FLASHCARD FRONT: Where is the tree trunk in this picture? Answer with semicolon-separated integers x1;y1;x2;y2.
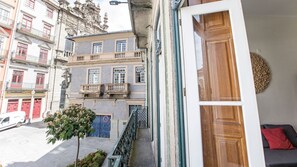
75;136;80;167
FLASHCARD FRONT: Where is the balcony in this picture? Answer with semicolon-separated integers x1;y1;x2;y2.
7;82;48;92
68;51;144;64
108;108;155;167
105;83;129;98
11;53;51;67
16;23;55;43
80;84;103;95
0;49;8;61
0;16;14;29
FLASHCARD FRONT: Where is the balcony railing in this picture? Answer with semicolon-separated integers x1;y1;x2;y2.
108;109;138;167
68;51;144;63
80;84;102;94
16;23;55;43
11;53;51;67
0;16;14;29
105;83;129;97
0;49;8;60
7;82;48;91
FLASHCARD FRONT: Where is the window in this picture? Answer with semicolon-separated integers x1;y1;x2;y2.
0;8;9;24
43;23;51;38
116;40;127;52
16;43;28;58
92;42;103;54
26;0;35;9
21;15;32;31
12;70;24;84
39;49;48;64
135;66;145;83
46;7;53;18
36;73;45;85
64;36;74;57
113;67;126;83
88;69;100;84
0;35;5;50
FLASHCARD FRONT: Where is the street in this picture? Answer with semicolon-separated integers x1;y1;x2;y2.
0;123;115;167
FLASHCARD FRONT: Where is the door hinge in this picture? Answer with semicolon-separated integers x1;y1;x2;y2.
183;87;186;96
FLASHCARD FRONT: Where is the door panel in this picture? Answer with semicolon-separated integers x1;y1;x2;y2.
89;115;111;138
21;99;31;119
33;98;41;118
7;99;18;112
181;0;265;166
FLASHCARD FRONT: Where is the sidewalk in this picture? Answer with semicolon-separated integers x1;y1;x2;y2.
129;129;155;167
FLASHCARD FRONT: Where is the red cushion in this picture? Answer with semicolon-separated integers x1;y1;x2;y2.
261;128;295;150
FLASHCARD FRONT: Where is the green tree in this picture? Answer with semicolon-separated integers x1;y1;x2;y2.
44;104;96;167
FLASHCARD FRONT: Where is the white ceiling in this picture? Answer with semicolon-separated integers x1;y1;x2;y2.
242;0;297;16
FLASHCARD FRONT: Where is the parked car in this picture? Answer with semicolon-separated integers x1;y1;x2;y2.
0;111;26;131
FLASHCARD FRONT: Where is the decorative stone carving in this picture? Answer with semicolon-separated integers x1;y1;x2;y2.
250;52;271;94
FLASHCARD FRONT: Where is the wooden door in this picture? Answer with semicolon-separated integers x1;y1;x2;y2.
181;0;265;166
33;98;41;118
7;99;18;112
21;99;31;119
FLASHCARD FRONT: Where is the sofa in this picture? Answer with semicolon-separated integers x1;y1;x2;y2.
261;124;297;167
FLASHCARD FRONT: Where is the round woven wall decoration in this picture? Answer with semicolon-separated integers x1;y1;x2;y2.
250;52;271;94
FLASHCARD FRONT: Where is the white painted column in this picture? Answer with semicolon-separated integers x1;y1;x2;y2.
29;90;35;122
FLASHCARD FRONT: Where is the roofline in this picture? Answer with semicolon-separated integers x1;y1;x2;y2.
71;30;133;39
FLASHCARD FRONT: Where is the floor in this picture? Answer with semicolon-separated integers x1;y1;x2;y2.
0;122;115;167
129;128;155;167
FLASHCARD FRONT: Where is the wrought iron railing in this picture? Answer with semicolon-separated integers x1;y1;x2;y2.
7;82;48;90
16;23;55;43
0;15;14;28
108;109;138;167
11;53;51;66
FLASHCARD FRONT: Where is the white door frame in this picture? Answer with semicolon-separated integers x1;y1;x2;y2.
180;0;265;166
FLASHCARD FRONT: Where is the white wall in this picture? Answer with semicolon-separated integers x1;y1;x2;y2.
245;15;297;129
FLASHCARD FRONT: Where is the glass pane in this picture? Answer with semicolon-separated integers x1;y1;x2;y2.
193;11;241;101
200;106;248;167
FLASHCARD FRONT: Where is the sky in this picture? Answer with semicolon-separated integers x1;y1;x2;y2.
68;0;131;32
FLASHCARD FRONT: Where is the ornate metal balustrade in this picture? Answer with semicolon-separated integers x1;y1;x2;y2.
105;83;129;97
80;84;102;94
7;82;48;91
11;53;51;67
108;109;138;167
16;23;55;43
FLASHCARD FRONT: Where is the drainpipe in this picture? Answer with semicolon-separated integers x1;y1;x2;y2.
171;0;186;166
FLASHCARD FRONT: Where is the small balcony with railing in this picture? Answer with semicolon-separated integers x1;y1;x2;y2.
11;52;51;67
16;23;55;43
108;107;155;167
105;83;130;98
68;51;144;64
7;82;48;92
0;49;8;61
80;84;103;95
0;15;14;29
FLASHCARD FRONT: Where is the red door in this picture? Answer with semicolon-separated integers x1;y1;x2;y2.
21;99;31;119
33;98;41;118
7;99;19;112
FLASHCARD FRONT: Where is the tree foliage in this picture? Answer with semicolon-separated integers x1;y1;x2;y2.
44;104;96;144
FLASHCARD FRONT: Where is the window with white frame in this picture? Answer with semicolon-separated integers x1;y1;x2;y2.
113;67;126;83
92;42;103;54
46;7;53;18
26;0;35;9
43;23;51;38
116;40;127;52
64;36;74;57
135;66;145;83
88;69;100;84
0;7;9;24
21;14;33;31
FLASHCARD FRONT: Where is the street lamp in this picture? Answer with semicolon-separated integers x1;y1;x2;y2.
109;0;128;5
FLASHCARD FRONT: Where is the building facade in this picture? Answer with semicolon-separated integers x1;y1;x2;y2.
0;0;59;122
47;0;108;113
67;31;145;139
0;0;20;113
129;0;265;166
